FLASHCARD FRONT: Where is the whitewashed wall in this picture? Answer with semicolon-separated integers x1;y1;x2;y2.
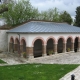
27;33;80;47
8;33;80;47
0;30;9;51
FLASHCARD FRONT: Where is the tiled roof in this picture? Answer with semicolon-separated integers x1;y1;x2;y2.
7;21;80;33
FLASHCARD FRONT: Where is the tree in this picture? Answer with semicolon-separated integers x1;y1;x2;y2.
75;6;80;27
0;0;10;14
0;7;8;13
1;0;36;26
0;0;13;3
40;8;60;22
59;11;72;24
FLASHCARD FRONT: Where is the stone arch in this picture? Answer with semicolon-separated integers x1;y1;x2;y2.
9;36;14;52
74;37;79;52
15;37;19;44
46;36;56;44
74;36;79;42
66;37;72;52
20;38;26;52
10;36;14;43
57;37;65;53
20;37;26;45
66;36;73;43
57;36;65;44
14;38;19;52
46;37;56;55
32;37;45;47
33;39;43;58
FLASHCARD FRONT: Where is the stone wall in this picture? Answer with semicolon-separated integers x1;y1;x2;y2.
0;30;9;52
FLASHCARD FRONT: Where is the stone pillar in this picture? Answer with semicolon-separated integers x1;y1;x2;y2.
14;44;17;53
63;43;66;53
54;44;57;54
20;45;23;53
78;42;80;52
71;42;74;52
9;42;14;52
20;45;23;57
26;47;34;59
9;42;12;52
42;44;47;56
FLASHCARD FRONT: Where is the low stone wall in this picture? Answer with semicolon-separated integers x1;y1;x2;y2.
0;29;9;52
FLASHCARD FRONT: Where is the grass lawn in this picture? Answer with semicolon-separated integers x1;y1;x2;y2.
0;64;79;80
0;59;6;64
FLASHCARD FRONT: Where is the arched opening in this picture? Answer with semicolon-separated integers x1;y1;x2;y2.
33;39;42;58
15;38;19;52
74;37;78;52
21;39;26;52
57;38;64;53
66;38;72;52
10;38;14;52
46;39;54;55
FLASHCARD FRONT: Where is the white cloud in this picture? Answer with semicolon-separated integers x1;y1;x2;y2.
30;0;80;17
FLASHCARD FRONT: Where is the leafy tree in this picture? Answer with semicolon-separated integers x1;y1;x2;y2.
75;6;80;27
40;8;60;22
1;0;36;26
30;8;39;20
0;0;11;14
59;11;72;24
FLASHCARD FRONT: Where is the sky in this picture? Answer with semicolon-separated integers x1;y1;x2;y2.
30;0;80;19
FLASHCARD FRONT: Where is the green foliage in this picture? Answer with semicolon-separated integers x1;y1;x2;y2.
0;64;78;80
22;52;27;58
40;8;60;22
0;1;72;27
39;8;72;24
48;50;54;55
75;6;80;27
59;11;73;24
1;0;38;26
67;48;70;52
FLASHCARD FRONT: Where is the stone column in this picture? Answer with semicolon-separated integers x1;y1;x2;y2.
42;44;47;56
9;42;14;52
63;43;66;53
17;44;23;57
9;42;12;52
20;45;23;53
71;42;74;52
78;42;80;52
26;47;34;59
14;44;17;53
54;44;57;54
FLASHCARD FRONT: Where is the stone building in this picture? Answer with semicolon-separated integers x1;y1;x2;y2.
7;21;80;59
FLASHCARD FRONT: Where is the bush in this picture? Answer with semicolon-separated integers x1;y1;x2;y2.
23;52;26;58
48;50;54;55
67;48;70;52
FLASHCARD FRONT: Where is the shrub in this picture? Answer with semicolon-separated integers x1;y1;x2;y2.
67;48;70;52
23;52;26;58
48;50;54;55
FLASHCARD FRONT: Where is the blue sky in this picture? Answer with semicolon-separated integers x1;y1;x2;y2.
30;0;80;19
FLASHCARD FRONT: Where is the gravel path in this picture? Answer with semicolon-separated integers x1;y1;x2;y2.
27;52;80;64
0;52;80;65
0;52;80;80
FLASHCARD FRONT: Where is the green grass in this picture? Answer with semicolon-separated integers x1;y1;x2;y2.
0;64;79;80
0;59;6;63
